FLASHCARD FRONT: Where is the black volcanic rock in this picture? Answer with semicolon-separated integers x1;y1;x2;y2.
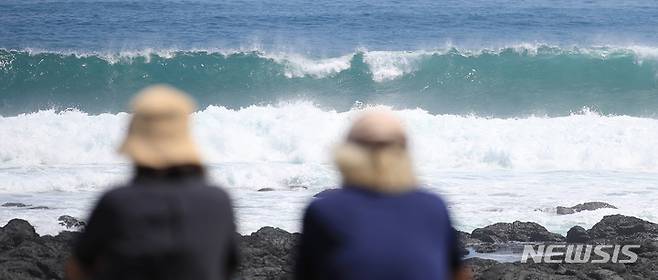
471;221;565;243
0;219;77;280
586;214;658;257
2;202;29;208
0;219;39;249
474;243;498;253
556;202;617;215
57;215;86;230
588;214;658;241
0;216;656;280
566;226;590;243
466;216;658;280
455;230;473;256
464;257;499;276
472;262;572;280
237;227;299;280
1;203;51;209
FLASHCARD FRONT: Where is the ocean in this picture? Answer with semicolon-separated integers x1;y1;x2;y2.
1;0;658;236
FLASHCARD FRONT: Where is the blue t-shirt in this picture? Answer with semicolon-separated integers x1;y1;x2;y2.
296;187;461;280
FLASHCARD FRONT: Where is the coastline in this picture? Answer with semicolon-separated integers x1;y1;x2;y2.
1;214;656;280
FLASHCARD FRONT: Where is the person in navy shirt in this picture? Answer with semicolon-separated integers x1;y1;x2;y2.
66;86;238;280
296;110;470;280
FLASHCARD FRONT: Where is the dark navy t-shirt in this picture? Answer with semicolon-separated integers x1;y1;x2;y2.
296;187;461;280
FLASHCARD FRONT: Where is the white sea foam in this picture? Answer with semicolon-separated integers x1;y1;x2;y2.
2;169;657;236
1;103;658;235
2;103;658;193
268;53;353;78
362;51;430;81
2;103;658;171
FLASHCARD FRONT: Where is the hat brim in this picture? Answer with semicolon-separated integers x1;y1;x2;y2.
119;134;202;169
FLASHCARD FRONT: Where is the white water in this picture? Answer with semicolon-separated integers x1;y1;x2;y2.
1;103;657;235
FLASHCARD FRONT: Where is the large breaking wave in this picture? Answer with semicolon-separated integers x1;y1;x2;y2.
2;45;658;116
2;103;658;172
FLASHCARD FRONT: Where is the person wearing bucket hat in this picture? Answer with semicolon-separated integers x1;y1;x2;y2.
295;110;471;280
66;85;238;280
118;85;203;168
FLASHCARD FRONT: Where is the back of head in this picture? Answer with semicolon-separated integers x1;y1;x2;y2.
335;109;417;193
119;85;202;169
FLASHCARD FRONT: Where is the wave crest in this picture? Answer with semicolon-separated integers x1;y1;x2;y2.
1;45;658;116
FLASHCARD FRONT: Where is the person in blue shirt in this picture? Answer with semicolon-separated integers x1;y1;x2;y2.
296;110;470;280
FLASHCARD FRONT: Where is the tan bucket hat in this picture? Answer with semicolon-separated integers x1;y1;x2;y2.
335;109;417;193
119;85;202;169
346;109;407;146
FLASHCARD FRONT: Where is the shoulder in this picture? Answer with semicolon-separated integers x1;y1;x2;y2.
308;187;448;211
85;185;140;216
409;189;448;206
407;190;455;228
96;185;132;205
409;189;450;213
196;183;232;201
308;188;359;208
185;183;234;213
304;188;354;219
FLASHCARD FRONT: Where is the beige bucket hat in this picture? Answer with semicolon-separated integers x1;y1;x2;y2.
346;109;407;146
119;85;202;169
335;109;417;193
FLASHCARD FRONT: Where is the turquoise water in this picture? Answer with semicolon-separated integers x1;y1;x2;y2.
2;0;658;116
1;47;658;116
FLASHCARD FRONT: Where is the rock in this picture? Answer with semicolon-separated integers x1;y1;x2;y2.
474;262;576;280
587;269;624;280
312;188;340;198
237;227;299;280
457;230;481;246
0;219;39;249
57;215;86;230
474;243;498;253
471;221;565;243
588;214;658;241
288;185;308;190
455;230;476;256
556;206;576;215
2;202;29;207
0;219;76;280
573;202;617;212
0;216;656;280
257;188;276;192
464;257;500;277
469;216;658;280
566;226;590;243
556;202;617;215
1;203;51;210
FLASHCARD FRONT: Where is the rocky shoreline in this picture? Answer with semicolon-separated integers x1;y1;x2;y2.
460;214;658;279
0;214;656;280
